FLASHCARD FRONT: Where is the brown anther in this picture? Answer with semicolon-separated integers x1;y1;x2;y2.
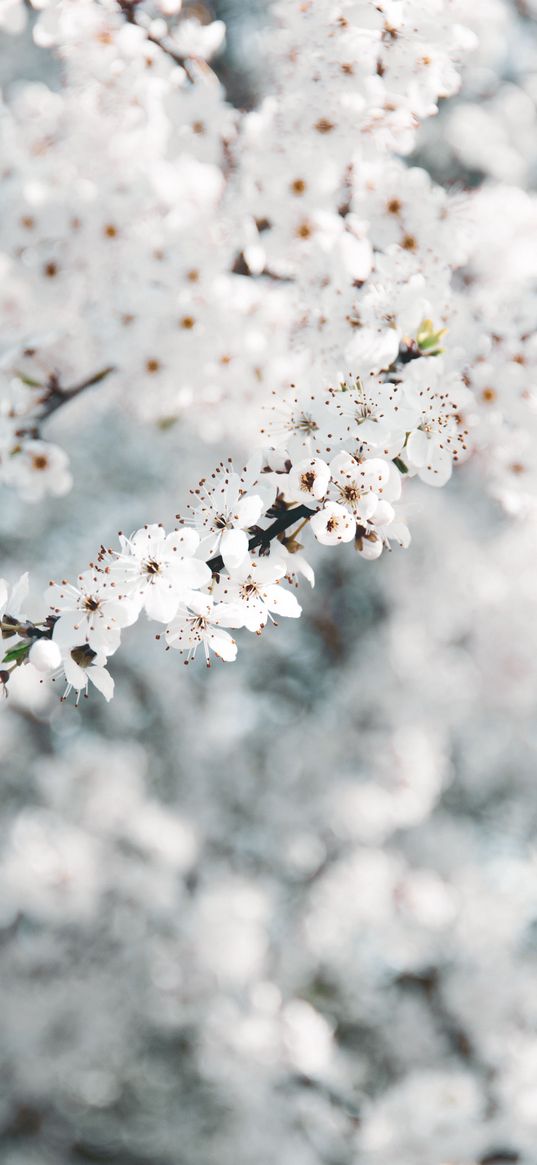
296;221;313;239
32;454;49;471
315;118;335;134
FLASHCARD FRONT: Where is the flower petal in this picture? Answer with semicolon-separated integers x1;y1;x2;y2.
89;666;115;701
221;528;249;571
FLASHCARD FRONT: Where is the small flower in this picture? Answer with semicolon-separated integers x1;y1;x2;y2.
46;570;137;654
310;502;356;546
186;467;268;571
329;452;395;521
108;525;211;623
286;457;330;506
217;557;302;633
165;594;243;665
6;440;72;502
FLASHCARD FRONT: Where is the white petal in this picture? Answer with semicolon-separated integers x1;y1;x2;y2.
9;572;29;615
357;493;378;521
406;429;429;468
389;522;411;548
53;611;86;646
372;500;395;528
207;628;238;662
130;525;166;556
174;558;212;590
89;666;115;701
144;583;181;623
185;594;213;618
221;528;249;571
263;584;302;619
212;601;245;628
418;459;452;487
234;494;264;529
166;528;200;556
87;623;121;655
242;597;267;632
63;655;87;690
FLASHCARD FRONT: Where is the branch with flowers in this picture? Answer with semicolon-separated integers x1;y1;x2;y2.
1;332;472;702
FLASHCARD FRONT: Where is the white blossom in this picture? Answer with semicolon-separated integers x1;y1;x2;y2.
186;467;270;571
216;557;301;633
285;457;330;507
165;594;242;665
46;571;137;654
108;526;211;623
310;502;356;547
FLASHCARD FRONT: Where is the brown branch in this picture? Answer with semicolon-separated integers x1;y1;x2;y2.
207;503;315;575
36;366;116;422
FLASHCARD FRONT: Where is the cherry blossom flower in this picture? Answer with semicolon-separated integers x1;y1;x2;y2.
46;571;137;654
108;526;211;623
186;468;269;571
310;502;356;547
285;457;330;507
165;594;242;665
401;360;472;487
216;557;301;633
4;440;72;503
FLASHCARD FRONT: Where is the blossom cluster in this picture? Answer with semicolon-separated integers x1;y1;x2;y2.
6;0;537;702
0;0;487;701
2;332;476;701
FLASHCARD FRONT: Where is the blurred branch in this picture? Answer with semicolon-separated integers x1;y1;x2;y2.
115;1;217;84
35;366;116;423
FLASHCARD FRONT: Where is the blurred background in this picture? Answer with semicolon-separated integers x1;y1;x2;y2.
2;3;537;1165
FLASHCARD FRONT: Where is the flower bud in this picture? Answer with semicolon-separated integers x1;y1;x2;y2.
29;639;62;674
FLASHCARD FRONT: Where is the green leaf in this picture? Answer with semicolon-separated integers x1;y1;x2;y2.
2;642;30;664
16;373;44;388
416;318;447;356
393;456;408;475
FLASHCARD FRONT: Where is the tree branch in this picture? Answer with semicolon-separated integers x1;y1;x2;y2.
35;366;116;423
1;506;316;686
207;503;315;575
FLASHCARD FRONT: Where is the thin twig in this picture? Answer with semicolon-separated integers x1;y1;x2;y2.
37;366;116;422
